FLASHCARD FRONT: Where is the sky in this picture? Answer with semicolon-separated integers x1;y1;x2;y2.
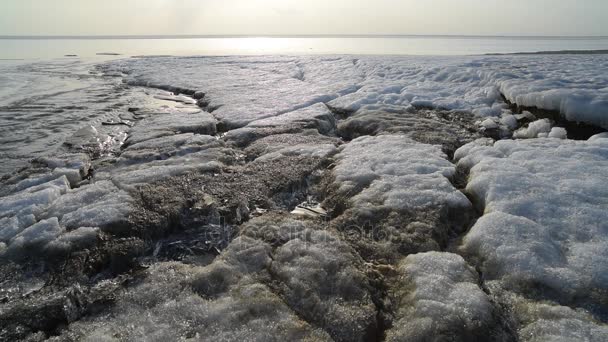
0;0;606;37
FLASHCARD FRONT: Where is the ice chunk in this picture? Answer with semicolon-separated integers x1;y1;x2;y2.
481;118;499;130
45;227;99;254
6;217;64;256
499;114;518;130
513;119;552;139
0;176;70;219
100;150;227;186
42;180;133;232
0;214;36;242
386;252;500;341
548;127;568;139
336;108;480;154
588;132;608;141
517;300;608;342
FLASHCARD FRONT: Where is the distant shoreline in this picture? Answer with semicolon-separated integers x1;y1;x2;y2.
486;49;608;55
1;34;608;40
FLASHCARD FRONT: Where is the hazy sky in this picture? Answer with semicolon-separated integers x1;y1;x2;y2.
1;0;606;36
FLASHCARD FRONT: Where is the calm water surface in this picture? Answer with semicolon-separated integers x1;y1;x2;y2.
1;36;608;59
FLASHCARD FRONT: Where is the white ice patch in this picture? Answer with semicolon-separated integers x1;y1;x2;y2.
108;55;608;129
548;126;568;139
57;255;332;340
245;102;337;135
113;56;363;129
513;119;553;139
457;138;608;329
45;227;99;254
254;143;338;163
125;111;217;146
387;252;495;341
332;135;471;212
5;217;64;256
41;180;133;231
0;176;70;219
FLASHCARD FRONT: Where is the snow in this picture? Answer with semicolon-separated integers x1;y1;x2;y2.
387;252;497;341
113;56;363;129
55;261;332;341
548;126;568;139
588;132;608;141
332;135;470;213
327;134;473;260
107;55;608;129
517;300;608;342
513;119;553;139
480;118;499;130
455;137;608;332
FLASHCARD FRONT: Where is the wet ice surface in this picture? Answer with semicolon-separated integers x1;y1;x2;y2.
1;55;607;341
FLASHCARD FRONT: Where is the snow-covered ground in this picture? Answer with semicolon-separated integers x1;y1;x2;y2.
1;54;607;341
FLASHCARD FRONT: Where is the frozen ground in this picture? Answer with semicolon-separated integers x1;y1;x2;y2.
0;55;607;341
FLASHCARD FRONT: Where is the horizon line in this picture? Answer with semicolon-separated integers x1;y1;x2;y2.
1;34;608;40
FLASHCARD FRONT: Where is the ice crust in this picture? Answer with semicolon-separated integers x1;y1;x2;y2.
109;55;608;129
455;137;608;338
386;252;498;341
56;216;377;341
0;153;133;259
3;54;608;341
326;134;473;261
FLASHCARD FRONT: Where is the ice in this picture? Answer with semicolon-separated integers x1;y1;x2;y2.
111;56;364;129
455;138;608;328
56;258;332;341
99;129;233;186
513;119;553;139
332;135;469;212
588;132;608;141
0;214;36;242
119;133;223;165
335;108;480;154
125;110;217;146
245;103;337;135
327;134;473;260
106;55;608;130
0;176;70;219
45;227;99;254
499;113;518;129
268;226;376;340
4;217;64;257
517;300;608;342
254;143;338;163
386;252;500;341
99;150;229;186
41;180;133;232
548;126;568;139
481;118;499;130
